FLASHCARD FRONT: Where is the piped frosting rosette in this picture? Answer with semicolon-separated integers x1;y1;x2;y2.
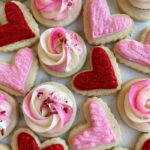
118;79;150;132
22;82;77;137
0;91;18;140
38;27;87;77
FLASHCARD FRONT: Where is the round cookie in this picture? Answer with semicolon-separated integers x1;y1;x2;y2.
0;90;18;140
129;0;150;9
31;0;82;27
0;144;10;150
38;27;87;78
112;147;129;150
22;82;77;137
117;78;150;132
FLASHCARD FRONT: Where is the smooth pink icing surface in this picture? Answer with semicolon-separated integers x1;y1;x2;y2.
88;0;132;39
71;100;116;149
34;0;79;20
128;80;150;118
115;40;150;66
0;93;12;136
0;48;33;94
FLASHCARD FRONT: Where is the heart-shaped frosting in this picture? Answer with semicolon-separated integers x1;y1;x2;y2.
0;2;35;47
0;48;38;96
72;47;120;95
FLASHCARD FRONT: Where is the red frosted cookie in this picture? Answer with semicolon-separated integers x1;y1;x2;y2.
72;46;121;96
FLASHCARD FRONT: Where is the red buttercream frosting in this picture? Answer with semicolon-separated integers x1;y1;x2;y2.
73;47;118;90
0;2;35;47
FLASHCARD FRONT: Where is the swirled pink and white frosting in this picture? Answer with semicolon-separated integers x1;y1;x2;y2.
38;27;83;72
124;80;150;124
33;0;79;20
0;93;12;137
22;84;74;136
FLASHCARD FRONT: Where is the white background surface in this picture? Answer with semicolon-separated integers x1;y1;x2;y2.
0;0;150;149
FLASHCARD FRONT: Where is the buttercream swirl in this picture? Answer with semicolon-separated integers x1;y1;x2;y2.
22;84;74;136
34;0;79;20
38;27;83;72
124;80;150;124
0;93;12;137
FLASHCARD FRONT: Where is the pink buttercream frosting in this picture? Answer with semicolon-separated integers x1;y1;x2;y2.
0;48;33;94
115;40;150;67
38;27;83;72
128;80;150;119
0;93;12;137
88;0;132;39
71;100;116;149
34;0;79;20
22;84;73;135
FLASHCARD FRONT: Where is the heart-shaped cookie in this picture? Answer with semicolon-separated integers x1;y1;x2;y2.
68;97;121;150
83;0;133;45
114;27;150;74
0;1;39;52
72;46;121;96
0;48;38;96
11;128;68;150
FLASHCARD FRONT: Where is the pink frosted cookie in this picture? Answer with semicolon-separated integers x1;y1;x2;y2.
0;48;38;96
118;79;150;132
0;1;39;52
11;128;68;150
83;0;134;45
31;0;82;27
135;132;150;150
114;27;150;74
22;82;77;137
68;97;121;150
0;90;18;140
38;27;87;78
117;0;150;21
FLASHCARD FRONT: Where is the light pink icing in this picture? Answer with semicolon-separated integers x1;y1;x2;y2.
71;100;116;149
115;39;150;67
0;93;12;136
34;0;79;20
88;0;132;39
0;48;33;94
22;85;73;135
128;80;150;118
39;27;83;72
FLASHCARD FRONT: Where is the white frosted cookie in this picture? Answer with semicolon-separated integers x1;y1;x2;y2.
0;1;39;52
72;46;121;96
68;97;121;150
112;147;129;150
117;0;150;21
118;79;150;132
0;48;38;96
0;144;10;150
135;133;150;150
11;128;68;150
31;0;82;27
0;90;18;140
22;82;77;137
83;0;133;45
114;27;150;74
38;27;87;78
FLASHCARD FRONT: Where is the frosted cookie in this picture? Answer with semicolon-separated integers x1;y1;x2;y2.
117;0;150;21
114;27;150;74
11;128;68;150
72;46;121;96
68;97;121;150
83;0;133;45
0;90;18;140
38;27;87;78
31;0;82;27
0;1;39;52
118;79;150;132
112;147;129;150
0;144;10;150
0;48;38;96
22;82;77;137
135;133;150;150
